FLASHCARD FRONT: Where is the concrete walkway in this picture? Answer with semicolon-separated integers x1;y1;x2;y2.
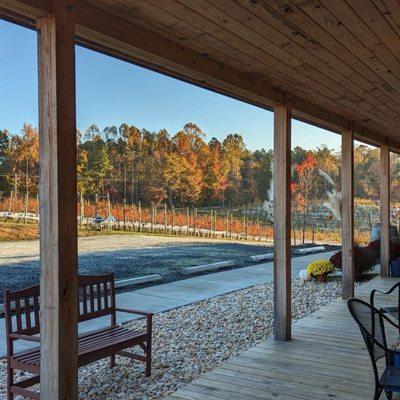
0;251;335;356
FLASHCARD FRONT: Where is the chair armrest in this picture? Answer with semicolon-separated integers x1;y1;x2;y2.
115;307;154;317
9;333;40;342
381;312;400;330
371;283;400;301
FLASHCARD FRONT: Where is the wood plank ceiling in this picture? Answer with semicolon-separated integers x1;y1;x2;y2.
90;0;400;141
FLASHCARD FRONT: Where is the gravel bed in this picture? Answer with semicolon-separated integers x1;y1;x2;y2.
0;278;344;399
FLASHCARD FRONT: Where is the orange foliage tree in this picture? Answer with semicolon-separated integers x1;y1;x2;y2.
291;154;319;242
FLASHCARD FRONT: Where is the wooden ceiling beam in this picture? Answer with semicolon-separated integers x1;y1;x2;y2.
1;0;399;149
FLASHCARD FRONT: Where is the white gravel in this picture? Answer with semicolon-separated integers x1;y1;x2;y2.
0;278;344;399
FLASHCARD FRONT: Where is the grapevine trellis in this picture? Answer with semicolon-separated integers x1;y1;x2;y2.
0;195;393;245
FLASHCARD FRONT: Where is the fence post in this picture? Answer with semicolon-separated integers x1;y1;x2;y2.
107;192;111;230
24;189;29;225
8;190;13;215
293;216;296;246
214;211;217;238
151;203;155;233
312;217;315;244
186;207;190;236
123;198;127;231
171;206;175;235
209;210;213;238
193;208;197;237
79;192;83;227
138;201;142;232
164;203;167;234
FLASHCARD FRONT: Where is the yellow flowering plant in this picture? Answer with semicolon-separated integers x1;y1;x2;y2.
306;259;335;277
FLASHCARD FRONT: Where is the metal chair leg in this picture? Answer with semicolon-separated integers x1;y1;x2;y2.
385;390;393;400
374;387;382;400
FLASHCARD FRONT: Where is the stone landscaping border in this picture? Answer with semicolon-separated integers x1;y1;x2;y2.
249;253;274;262
293;245;326;255
115;274;163;288
181;260;236;275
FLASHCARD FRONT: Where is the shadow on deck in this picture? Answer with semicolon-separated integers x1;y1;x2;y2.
168;276;400;400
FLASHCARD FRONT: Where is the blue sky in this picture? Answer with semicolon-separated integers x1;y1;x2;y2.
0;19;341;151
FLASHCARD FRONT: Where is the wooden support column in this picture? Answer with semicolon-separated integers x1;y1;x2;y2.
380;144;390;277
38;1;78;399
341;129;354;300
273;99;291;341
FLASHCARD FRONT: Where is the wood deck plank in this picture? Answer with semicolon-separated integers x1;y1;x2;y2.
168;276;400;399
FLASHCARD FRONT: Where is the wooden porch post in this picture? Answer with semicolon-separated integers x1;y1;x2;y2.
37;1;78;399
273;98;291;341
380;144;390;277
341;129;354;300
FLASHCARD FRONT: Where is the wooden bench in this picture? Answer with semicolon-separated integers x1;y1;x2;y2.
4;273;153;400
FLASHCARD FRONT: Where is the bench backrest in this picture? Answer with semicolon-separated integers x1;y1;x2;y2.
3;273;116;338
4;284;40;337
78;273;116;322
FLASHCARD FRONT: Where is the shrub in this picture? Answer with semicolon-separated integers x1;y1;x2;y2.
306;259;335;277
364;240;400;260
329;244;377;280
365;240;380;259
329;250;342;270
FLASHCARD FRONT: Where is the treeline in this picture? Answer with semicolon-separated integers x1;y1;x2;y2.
0;122;399;207
0;123;272;207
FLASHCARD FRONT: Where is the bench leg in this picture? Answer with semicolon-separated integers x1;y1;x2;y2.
7;365;14;400
110;354;115;368
146;340;152;377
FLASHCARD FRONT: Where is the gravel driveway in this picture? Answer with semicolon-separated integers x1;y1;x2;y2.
0;235;274;299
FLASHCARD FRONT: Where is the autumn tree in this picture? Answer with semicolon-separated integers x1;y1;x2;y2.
354;144;380;199
203;138;228;205
222;134;245;206
292;154;319;242
252;149;273;202
7;123;39;199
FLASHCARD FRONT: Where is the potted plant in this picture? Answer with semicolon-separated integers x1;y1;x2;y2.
306;259;335;283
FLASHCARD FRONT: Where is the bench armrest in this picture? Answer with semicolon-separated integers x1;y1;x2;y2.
115;307;154;317
10;333;40;342
115;308;153;338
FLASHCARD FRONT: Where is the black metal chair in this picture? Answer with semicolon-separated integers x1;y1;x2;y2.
370;282;400;333
348;298;400;400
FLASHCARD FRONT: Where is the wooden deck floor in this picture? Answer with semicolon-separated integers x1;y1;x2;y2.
168;276;400;400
